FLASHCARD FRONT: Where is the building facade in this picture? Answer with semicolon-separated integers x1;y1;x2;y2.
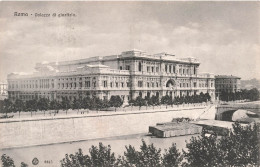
7;50;215;102
0;82;8;100
215;75;241;98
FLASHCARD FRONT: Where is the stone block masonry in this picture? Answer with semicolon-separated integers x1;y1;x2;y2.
0;106;209;149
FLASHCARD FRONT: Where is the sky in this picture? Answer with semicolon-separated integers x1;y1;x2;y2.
0;1;259;82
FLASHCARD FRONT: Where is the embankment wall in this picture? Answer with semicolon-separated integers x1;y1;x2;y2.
0;107;208;149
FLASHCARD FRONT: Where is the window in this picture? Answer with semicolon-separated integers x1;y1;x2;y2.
147;82;150;87
120;66;123;70
169;65;172;73
127;82;130;87
138;62;142;72
121;82;124;87
85;81;90;87
156;82;159;87
126;65;130;70
156;67;159;72
116;82;119;87
110;82;113;87
103;81;107;87
151;67;154;72
152;83;154;87
211;83;213;87
93;82;96;87
147;66;150;72
138;81;143;87
194;66;196;75
173;66;176;73
165;65;168;72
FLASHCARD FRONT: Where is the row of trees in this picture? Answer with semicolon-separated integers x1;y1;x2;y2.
130;92;211;109
0;92;212;116
0;95;124;116
219;88;260;102
2;122;259;167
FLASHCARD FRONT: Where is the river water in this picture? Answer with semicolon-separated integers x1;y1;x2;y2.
0;133;198;167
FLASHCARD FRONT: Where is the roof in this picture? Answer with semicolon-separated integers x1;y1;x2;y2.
215;75;241;79
86;64;109;68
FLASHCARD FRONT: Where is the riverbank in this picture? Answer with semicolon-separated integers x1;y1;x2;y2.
0;105;212;149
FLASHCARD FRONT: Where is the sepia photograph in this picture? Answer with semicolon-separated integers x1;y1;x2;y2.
0;1;259;167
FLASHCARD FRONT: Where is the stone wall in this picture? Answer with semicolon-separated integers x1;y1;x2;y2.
0;107;208;149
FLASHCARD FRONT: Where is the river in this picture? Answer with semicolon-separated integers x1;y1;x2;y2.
0;133;198;167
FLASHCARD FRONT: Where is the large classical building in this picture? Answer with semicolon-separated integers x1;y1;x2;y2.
7;50;215;102
215;75;241;98
0;82;8;100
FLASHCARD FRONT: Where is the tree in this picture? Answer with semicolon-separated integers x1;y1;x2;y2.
1;154;15;167
183;123;260;167
82;97;91;109
183;130;224;167
150;95;160;109
60;143;116;167
2;99;13;117
50;100;60;115
219;122;259;166
162;143;183;167
38;98;49;116
25;99;38;117
204;93;211;102
109;96;123;112
72;98;81;114
102;99;110;110
14;99;24;118
248;88;260;101
61;97;71;115
134;96;146;110
122;139;161;167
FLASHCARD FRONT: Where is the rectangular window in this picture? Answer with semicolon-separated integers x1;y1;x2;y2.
138;81;143;87
127;82;130;87
126;65;130;70
147;82;150;87
156;67;159;72
147;66;150;72
169;65;172;73
110;82;113;87
120;66;123;70
165;65;168;72
151;67;154;72
86;81;90;87
121;82;124;87
173;66;176;73
103;81;107;87
116;82;119;87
